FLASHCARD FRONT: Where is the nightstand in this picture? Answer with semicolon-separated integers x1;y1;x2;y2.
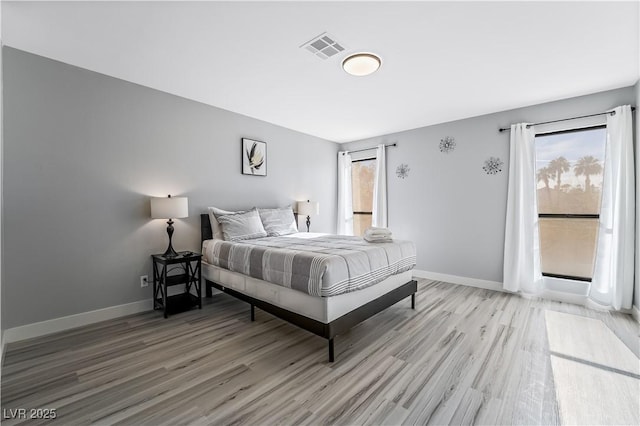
151;252;202;318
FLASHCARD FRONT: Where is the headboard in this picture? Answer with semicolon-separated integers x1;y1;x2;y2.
201;213;213;244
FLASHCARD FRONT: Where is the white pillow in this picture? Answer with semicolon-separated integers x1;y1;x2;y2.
213;208;267;241
207;207;244;240
259;206;298;236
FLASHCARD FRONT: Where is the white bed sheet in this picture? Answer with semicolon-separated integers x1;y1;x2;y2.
202;262;413;324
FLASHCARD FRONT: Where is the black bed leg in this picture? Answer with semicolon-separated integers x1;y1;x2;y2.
250;304;255;321
206;282;213;298
411;293;415;309
328;338;335;362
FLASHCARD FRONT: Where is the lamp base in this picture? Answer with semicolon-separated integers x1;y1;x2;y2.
162;245;179;258
163;219;179;258
306;215;311;232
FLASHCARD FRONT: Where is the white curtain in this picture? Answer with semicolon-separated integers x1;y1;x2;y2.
590;105;635;310
503;123;542;294
337;151;353;235
372;144;388;227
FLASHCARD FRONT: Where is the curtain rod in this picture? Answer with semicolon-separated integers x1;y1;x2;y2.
498;106;636;132
346;143;397;154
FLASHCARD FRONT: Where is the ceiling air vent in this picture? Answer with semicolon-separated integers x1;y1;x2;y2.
300;32;345;60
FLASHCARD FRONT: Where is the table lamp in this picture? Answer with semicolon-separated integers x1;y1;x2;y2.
151;195;189;258
297;200;319;232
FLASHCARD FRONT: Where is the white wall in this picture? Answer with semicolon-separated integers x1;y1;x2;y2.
2;47;338;329
343;87;636;284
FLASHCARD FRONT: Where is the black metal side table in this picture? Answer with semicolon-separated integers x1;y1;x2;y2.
152;252;202;318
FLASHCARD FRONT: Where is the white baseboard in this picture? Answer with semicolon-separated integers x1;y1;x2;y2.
412;270;505;293
540;289;589;306
413;270;640;319
3;276;638;345
3;299;153;344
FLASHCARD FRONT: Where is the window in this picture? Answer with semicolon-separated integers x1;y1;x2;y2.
535;126;606;281
351;158;376;236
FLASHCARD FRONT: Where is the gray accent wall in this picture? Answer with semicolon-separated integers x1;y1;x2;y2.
2;47;338;329
1;1;4;345
633;80;640;309
343;87;636;284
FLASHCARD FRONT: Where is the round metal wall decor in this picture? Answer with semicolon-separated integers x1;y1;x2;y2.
483;157;504;175
439;136;456;153
396;163;410;179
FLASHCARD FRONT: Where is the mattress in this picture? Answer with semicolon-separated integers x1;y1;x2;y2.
201;233;416;297
202;262;414;323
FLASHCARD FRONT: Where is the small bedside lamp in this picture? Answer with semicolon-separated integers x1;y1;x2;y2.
297;200;319;232
151;195;188;258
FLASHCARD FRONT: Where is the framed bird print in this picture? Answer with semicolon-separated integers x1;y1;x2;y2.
241;138;267;176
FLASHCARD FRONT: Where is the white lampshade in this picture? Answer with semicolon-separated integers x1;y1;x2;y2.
297;200;319;216
150;196;188;219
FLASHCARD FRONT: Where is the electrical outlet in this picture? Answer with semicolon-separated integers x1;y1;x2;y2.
140;275;149;288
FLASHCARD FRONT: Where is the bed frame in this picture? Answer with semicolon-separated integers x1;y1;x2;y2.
200;213;417;362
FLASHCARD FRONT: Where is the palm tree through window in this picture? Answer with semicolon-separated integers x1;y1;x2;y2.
574;156;603;193
535;126;606;281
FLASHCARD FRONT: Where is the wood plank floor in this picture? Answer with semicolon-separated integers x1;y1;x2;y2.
2;279;638;425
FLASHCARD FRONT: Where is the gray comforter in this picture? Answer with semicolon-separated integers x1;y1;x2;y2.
202;234;416;297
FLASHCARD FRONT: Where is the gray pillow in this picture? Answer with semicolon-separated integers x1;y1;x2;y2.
214;208;267;241
208;206;244;240
259;206;298;236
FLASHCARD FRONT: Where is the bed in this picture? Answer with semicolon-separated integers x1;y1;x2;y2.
200;213;417;362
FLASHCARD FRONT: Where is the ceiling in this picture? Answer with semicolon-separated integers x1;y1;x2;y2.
3;1;639;143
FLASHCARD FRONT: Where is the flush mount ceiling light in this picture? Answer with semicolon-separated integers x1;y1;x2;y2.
342;53;381;76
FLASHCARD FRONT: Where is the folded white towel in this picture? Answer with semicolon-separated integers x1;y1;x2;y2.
364;227;393;243
364;226;392;238
364;234;393;243
367;230;391;237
